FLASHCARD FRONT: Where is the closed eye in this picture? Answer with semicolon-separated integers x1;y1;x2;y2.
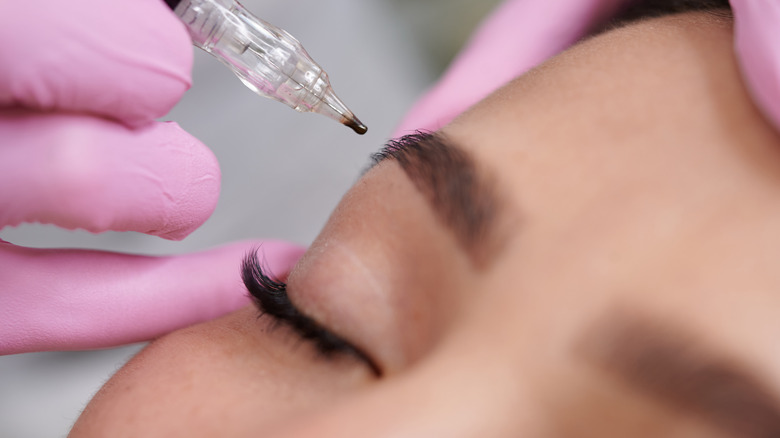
241;250;381;376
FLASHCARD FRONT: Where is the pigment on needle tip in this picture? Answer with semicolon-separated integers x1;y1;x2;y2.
345;117;368;135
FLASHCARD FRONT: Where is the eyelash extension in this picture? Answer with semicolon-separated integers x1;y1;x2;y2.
241;250;381;376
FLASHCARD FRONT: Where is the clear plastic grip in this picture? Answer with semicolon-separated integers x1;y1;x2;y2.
173;0;367;134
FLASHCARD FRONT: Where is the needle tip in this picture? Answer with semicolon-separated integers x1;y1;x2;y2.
344;117;368;135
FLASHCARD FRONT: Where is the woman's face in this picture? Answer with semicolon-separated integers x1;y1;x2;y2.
71;12;780;437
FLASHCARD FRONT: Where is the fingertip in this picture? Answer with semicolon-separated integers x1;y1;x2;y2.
241;239;309;277
0;114;220;238
143;122;222;240
163;240;307;322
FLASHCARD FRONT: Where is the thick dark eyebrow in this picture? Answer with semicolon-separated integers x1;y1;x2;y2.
580;312;780;438
368;131;505;267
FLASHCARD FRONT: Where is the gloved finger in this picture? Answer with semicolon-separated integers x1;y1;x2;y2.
731;0;780;132
0;111;219;240
393;0;624;136
0;240;306;355
0;0;192;127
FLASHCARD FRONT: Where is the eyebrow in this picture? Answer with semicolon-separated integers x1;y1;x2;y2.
368;131;505;266
581;312;780;438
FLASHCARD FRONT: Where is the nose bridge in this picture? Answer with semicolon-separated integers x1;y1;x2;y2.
278;344;542;437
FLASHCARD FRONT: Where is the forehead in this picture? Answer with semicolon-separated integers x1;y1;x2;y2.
440;13;780;262
434;9;780;380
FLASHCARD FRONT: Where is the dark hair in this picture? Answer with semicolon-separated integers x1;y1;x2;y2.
612;0;732;25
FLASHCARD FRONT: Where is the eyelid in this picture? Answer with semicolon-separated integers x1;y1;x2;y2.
241;251;382;376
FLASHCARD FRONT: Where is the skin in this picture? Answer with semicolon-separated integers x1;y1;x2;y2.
70;12;780;437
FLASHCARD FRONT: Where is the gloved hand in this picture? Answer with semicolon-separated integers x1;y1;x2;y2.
732;1;780;134
394;0;780;136
0;0;305;355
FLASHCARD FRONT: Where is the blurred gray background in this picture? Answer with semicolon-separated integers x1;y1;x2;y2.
0;0;500;436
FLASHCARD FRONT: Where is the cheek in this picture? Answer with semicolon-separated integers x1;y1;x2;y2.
69;307;372;438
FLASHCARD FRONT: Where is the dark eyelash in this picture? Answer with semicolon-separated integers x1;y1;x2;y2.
241;250;381;376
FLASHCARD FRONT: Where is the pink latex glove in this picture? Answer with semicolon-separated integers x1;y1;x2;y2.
732;1;780;134
0;0;305;355
395;0;780;136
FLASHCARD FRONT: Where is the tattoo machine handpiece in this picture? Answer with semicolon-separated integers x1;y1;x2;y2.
164;0;367;135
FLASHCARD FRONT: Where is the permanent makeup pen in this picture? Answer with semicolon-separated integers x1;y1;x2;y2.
164;0;367;135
